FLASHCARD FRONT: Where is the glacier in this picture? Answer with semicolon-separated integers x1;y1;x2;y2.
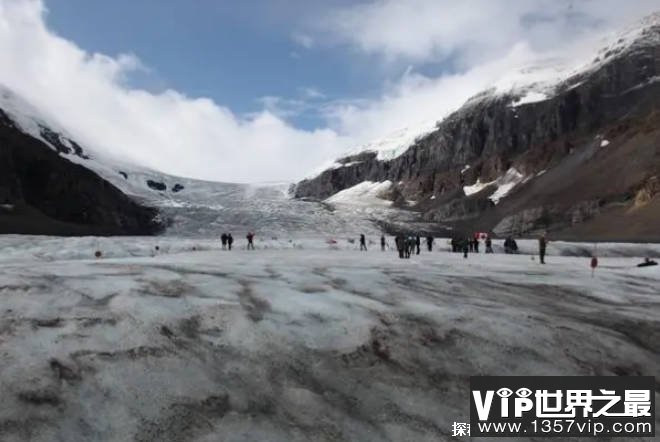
0;235;659;441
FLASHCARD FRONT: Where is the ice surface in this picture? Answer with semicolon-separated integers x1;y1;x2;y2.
0;235;658;441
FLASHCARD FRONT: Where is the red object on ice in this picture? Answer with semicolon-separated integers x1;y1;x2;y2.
590;257;598;269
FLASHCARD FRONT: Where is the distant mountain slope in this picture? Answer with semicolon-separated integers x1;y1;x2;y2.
295;12;660;241
0;88;162;236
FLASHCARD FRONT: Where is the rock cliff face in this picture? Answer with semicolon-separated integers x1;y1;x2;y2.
294;16;660;241
0;109;163;236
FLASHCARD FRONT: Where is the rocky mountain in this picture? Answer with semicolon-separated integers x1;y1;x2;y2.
295;13;660;241
0;87;163;236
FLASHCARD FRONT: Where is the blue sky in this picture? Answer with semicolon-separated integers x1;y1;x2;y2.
1;0;658;182
45;0;378;130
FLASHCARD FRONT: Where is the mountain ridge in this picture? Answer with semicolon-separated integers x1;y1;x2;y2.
294;12;660;241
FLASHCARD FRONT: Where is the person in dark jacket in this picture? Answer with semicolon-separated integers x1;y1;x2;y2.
360;234;367;251
504;236;518;254
395;235;405;259
402;236;410;258
462;237;469;258
485;236;494;254
473;236;480;253
246;232;255;250
221;233;227;250
539;233;547;264
415;235;421;255
426;236;434;252
381;235;386;251
227;234;234;251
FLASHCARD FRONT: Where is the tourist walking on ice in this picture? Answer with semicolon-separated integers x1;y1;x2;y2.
395;235;405;259
246;232;255;250
426;236;434;252
406;236;414;258
485;236;493;254
360;234;367;251
381;235;386;251
538;233;547;264
227;234;234;251
462;237;469;259
504;236;518;254
415;235;421;255
221;233;228;250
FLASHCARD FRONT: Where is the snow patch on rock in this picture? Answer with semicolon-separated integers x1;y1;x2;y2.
348;121;438;162
326;181;394;207
512;91;549;107
464;168;526;204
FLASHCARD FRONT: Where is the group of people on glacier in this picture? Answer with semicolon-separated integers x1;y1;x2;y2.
216;231;657;268
226;229;550;262
368;231;551;263
384;234;435;259
220;232;255;251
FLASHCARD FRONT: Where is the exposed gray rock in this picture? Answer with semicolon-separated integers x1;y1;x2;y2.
493;207;550;237
146;180;167;192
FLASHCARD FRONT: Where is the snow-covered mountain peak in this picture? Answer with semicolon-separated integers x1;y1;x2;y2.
492;11;660;106
304;120;439;180
0;84;89;158
346;120;439;161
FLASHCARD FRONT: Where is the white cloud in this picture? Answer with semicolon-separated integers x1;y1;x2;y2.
1;0;658;184
291;32;314;49
310;0;660;64
0;0;348;183
299;87;326;100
